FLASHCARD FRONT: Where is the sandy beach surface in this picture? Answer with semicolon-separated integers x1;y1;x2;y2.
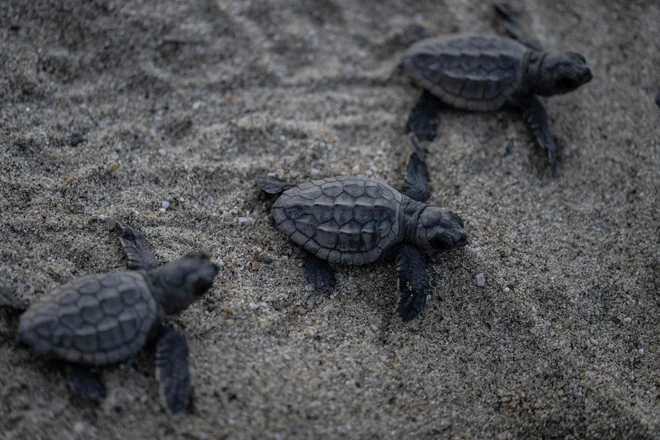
1;0;659;438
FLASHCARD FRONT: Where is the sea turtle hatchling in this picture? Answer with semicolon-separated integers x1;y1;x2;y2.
0;221;219;414
256;144;467;321
402;3;592;175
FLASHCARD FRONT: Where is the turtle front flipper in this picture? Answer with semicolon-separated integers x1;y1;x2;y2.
65;363;106;402
156;326;190;414
513;95;559;176
407;90;442;142
0;287;28;311
493;2;543;51
395;244;429;322
302;251;336;289
401;137;430;202
112;220;160;271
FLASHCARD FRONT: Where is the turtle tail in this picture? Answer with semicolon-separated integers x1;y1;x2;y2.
255;176;295;195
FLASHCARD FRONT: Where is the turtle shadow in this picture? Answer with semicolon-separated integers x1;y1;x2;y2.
0;312;22;349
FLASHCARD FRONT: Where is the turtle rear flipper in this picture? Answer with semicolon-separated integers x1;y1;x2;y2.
111;220;160;271
395;244;429;322
401;137;430;202
255;176;296;195
156;327;190;414
65;363;106;402
302;251;336;289
0;287;28;311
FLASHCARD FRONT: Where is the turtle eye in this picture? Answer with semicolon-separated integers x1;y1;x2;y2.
567;52;586;64
429;236;451;250
193;278;213;296
556;77;578;90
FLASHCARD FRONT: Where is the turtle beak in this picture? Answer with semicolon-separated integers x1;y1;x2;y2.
194;262;220;297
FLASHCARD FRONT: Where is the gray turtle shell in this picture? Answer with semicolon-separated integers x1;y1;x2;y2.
272;177;404;265
19;272;159;366
403;35;527;111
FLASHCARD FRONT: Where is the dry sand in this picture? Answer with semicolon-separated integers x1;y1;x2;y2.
1;0;659;439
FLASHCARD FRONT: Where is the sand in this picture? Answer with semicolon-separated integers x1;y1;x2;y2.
1;0;659;439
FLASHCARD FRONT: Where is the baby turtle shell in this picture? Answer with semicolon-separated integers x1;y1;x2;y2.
19;272;159;366
402;35;526;111
271;176;404;265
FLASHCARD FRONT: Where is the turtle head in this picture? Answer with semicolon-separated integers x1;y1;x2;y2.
151;252;219;315
533;52;592;96
415;207;467;254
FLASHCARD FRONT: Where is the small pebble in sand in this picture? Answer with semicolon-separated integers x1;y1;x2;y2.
158;149;167;156
249;302;258;310
238;217;254;225
70;132;85;147
107;162;119;173
73;422;85;433
161;201;170;209
98;215;106;222
159;208;166;214
476;273;486;287
311;168;321;175
639;348;644;355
